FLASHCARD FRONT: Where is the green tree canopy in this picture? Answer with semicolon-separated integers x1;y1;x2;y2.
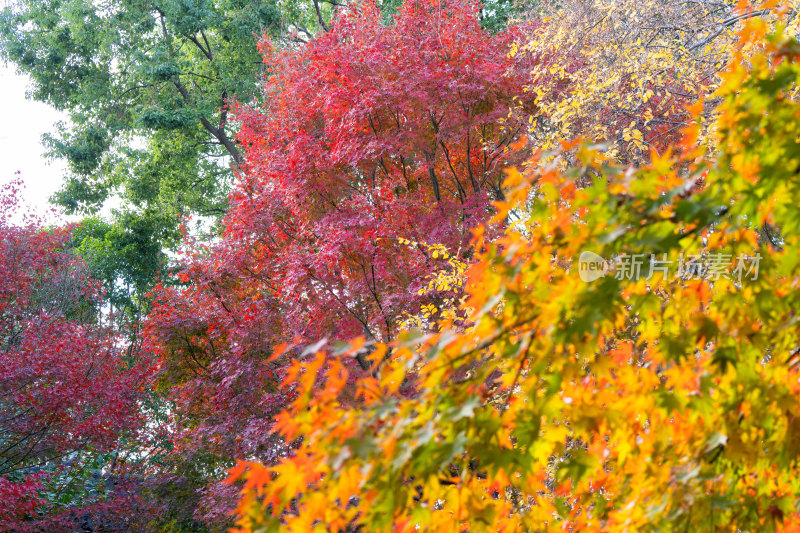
0;0;338;317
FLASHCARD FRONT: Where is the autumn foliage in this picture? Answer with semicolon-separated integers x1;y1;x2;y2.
0;186;153;529
230;0;542;343
227;5;800;532
5;0;800;530
143;0;542;519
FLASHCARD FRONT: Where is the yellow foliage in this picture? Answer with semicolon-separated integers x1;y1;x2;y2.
514;0;797;163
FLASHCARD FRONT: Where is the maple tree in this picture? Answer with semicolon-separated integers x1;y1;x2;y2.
230;0;542;343
512;0;788;163
0;183;154;529
143;0;546;525
228;5;800;531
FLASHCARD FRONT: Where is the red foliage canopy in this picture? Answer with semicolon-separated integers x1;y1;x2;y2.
232;0;539;342
0;183;152;527
145;0;547;521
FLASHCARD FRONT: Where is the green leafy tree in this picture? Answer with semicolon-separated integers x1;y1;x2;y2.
0;0;337;318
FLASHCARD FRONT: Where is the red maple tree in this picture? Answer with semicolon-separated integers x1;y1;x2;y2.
145;0;548;522
0;182;153;529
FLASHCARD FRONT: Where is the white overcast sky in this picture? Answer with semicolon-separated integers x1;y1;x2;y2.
0;62;70;222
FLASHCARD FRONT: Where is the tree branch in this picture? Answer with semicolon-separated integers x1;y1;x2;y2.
312;0;331;32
